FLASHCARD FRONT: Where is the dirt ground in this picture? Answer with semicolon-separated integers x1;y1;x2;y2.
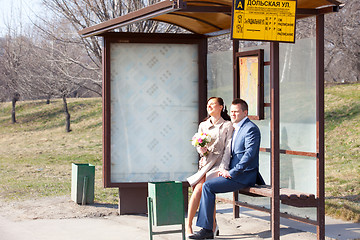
0;196;118;221
1;196;359;240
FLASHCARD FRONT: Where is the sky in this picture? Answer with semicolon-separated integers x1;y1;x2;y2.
0;0;42;34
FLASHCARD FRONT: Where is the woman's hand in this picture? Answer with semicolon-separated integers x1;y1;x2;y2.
199;157;206;168
199;147;208;154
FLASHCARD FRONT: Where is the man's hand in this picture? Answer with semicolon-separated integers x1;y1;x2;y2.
218;169;231;179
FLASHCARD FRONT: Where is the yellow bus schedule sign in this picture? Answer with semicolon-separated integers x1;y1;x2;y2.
232;0;297;43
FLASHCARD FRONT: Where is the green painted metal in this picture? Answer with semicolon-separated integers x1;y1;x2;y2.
71;163;95;205
147;181;185;240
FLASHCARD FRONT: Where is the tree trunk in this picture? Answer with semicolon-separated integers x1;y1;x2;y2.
46;94;51;104
11;93;20;124
11;99;16;124
62;96;71;132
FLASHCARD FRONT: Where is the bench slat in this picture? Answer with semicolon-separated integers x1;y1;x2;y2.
236;185;317;207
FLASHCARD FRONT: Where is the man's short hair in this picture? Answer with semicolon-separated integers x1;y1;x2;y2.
232;98;248;112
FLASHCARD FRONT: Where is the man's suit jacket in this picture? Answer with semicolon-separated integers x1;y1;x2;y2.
229;118;265;186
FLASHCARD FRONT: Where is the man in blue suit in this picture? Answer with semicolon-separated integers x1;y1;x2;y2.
189;98;264;239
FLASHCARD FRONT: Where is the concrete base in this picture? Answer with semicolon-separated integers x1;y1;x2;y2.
118;185;189;215
118;187;148;215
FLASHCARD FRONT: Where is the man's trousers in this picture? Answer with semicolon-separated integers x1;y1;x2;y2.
196;176;247;230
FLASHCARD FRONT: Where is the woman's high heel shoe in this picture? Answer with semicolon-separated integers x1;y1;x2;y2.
186;226;193;239
214;224;219;236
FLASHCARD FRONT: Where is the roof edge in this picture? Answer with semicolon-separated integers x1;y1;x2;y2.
79;0;178;38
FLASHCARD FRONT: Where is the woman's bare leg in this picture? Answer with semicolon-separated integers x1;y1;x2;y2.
186;177;205;234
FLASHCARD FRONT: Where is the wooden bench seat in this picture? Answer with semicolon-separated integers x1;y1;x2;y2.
236;185;318;207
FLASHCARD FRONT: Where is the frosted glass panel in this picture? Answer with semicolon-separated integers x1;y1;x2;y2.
207;50;233;108
239;43;270;61
209;38;317;193
279;38;316;152
253;107;270;149
211;39;318;221
278;38;317;220
233;152;317;221
259;152;270;184
281;155;317;194
280;154;317;221
253;151;317;194
280;205;316;221
264;65;270;103
207;46;271;108
110;43;199;182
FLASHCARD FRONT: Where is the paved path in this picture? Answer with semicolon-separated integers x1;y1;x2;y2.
0;204;359;240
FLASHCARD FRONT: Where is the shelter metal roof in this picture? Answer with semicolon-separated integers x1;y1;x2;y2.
79;0;343;38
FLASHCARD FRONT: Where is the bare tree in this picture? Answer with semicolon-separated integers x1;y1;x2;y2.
0;16;91;131
26;0;180;131
324;0;360;83
32;16;102;97
0;1;47;122
38;0;179;86
24;22;90;132
0;30;32;123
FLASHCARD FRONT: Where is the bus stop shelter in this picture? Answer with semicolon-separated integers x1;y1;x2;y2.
79;1;343;239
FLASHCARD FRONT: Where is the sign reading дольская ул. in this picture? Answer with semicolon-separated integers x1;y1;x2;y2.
232;0;297;43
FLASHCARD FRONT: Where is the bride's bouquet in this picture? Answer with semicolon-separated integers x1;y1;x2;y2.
191;132;211;156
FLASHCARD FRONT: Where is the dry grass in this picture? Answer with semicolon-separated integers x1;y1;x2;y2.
324;83;360;222
0;98;118;203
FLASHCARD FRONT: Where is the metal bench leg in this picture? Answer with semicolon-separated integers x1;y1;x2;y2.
147;197;153;240
233;191;239;218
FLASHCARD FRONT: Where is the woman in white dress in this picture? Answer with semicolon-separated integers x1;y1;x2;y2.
186;97;233;236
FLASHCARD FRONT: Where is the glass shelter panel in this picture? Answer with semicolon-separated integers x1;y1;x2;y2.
210;38;317;220
207;50;233;108
253;107;271;149
259;151;271;185
264;65;270;103
207;48;271;112
239;44;270;61
279;38;317;153
280;155;317;221
280;154;316;194
110;43;199;183
278;37;317;220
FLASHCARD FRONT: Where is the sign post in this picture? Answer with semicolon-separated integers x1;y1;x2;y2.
232;0;297;43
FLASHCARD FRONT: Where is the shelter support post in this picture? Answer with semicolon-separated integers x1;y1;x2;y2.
270;42;280;240
232;39;240;219
316;14;325;240
233;40;239;98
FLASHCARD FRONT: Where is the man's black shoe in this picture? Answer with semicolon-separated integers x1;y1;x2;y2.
188;228;214;239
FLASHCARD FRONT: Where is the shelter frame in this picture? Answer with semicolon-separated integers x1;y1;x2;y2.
235;49;264;120
101;32;208;214
231;15;326;239
79;0;342;239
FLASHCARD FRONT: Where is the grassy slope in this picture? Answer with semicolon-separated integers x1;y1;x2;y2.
0;98;118;203
324;83;360;222
0;84;359;221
